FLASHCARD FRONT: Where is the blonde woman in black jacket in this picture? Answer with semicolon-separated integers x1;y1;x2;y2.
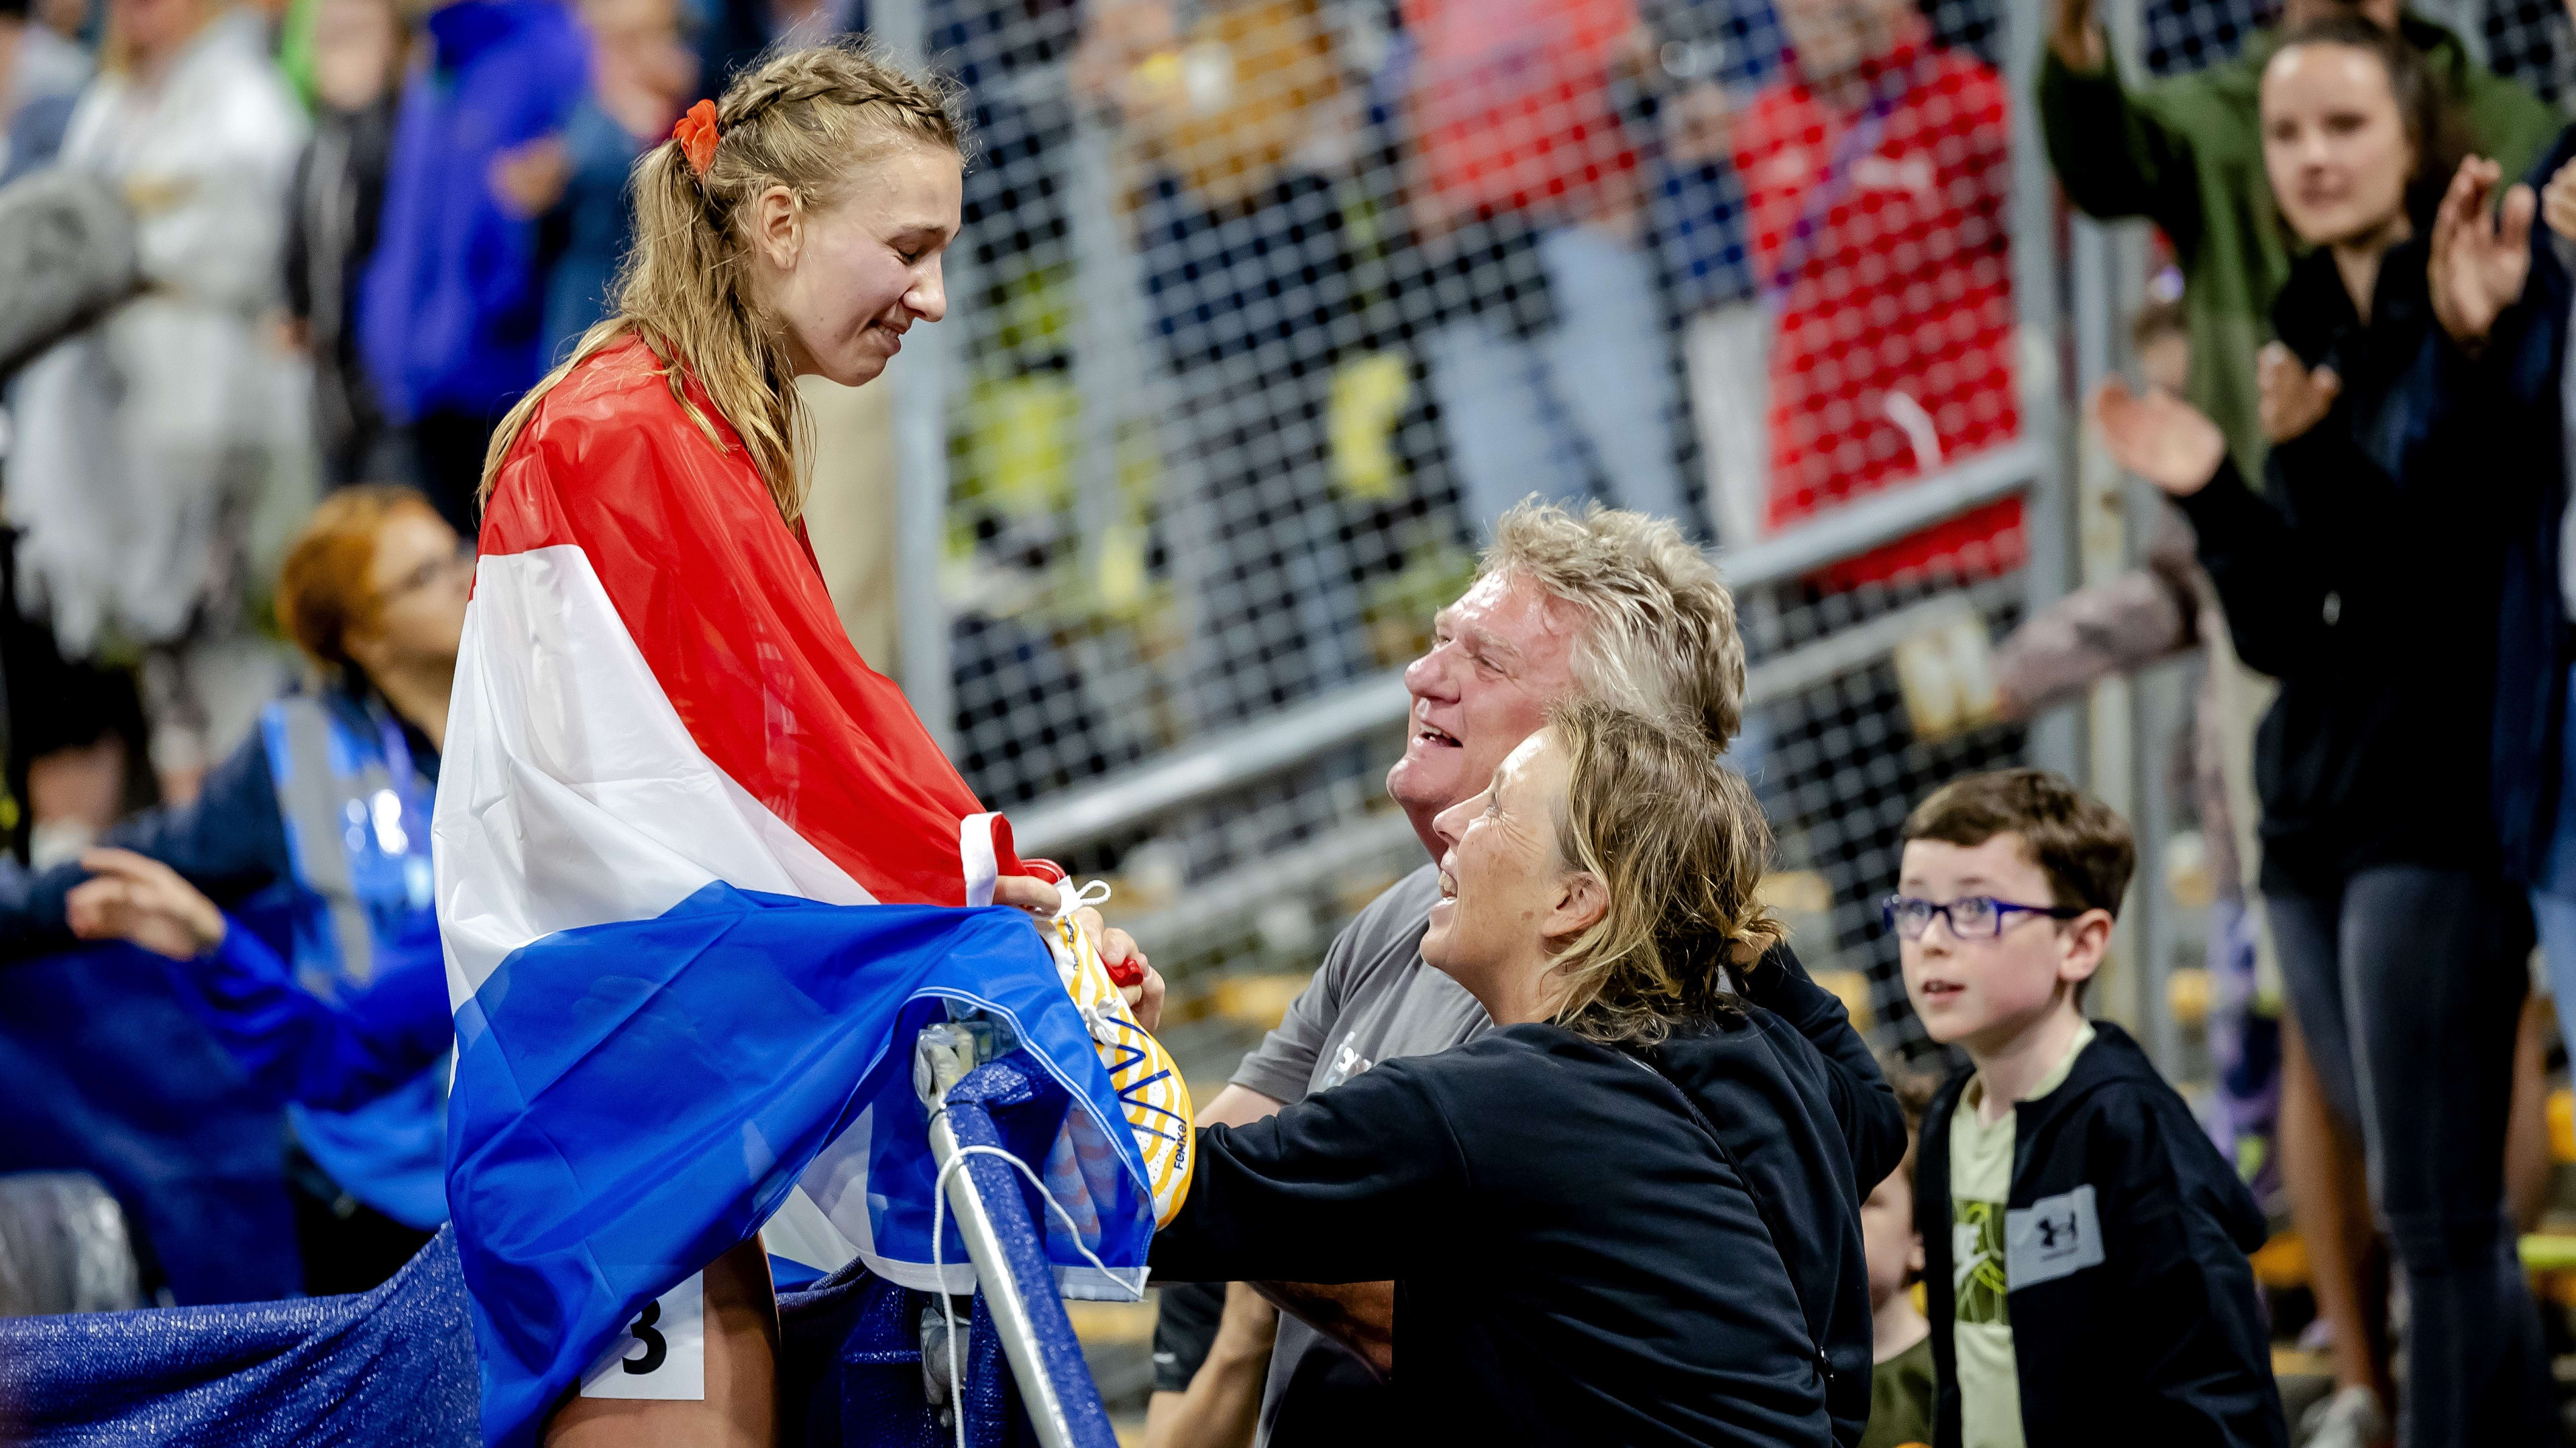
1150;702;1901;1448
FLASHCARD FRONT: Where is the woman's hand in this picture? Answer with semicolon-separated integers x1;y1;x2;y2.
2256;342;2340;443
991;873;1166;1033
2543;156;2576;244
2430;156;2536;350
66;848;225;961
2049;0;2106;69
488;135;572;221
2090;378;2227;496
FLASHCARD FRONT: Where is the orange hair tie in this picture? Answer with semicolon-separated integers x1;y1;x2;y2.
673;99;720;176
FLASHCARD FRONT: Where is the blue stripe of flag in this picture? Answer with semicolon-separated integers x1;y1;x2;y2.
445;882;1150;1448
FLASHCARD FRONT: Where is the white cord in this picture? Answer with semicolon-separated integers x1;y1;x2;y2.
927;1135;1120;1448
1053;878;1112;920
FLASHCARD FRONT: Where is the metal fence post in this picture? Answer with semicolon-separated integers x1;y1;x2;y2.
2057;0;2155;1039
879;0;956;757
2007;0;2080;782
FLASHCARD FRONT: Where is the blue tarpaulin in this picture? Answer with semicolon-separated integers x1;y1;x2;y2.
0;1226;476;1446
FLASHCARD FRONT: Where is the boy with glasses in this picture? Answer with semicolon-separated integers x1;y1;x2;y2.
1890;768;2283;1447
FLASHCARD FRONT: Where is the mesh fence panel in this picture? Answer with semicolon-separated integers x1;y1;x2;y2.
917;0;2047;1064
2141;0;2569;101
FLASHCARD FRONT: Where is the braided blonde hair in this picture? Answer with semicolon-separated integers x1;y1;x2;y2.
479;41;966;522
1544;700;1784;1048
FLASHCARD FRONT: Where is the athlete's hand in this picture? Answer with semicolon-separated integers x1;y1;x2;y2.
2256;342;2340;443
1123;962;1166;1034
2430;156;2535;350
2091;378;2227;496
992;873;1165;1031
66;848;225;961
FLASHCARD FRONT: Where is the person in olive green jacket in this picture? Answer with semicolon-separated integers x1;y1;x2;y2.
2039;0;2559;480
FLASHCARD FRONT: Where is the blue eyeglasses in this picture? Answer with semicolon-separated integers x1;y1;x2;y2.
1880;894;2085;941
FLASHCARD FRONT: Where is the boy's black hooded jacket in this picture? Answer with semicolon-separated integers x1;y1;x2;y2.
1917;1021;2286;1448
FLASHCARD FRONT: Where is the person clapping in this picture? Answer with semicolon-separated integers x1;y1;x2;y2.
2092;19;2548;1439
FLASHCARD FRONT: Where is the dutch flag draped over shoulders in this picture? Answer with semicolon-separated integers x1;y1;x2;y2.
436;336;1167;1447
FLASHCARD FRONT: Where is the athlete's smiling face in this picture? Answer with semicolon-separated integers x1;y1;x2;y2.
747;141;962;388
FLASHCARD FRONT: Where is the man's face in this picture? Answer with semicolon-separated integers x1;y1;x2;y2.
1385;571;1583;852
1895;834;2098;1054
113;0;207;59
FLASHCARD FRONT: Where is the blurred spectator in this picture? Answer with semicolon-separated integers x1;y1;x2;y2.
9;0;307;801
358;0;586;534
0;528;155;871
282;0;402;488
523;0;695;361
1399;0;1695;539
0;485;466;1294
0;0;112;866
2098;20;2548;1442
1857;1063;1933;1448
2436;7;2576;1297
36;0;86;40
696;0;853;95
2038;0;2556;484
1725;0;2021;584
1074;0;1371;726
0;0;90;180
2047;7;2547;1442
2043;294;2562;1448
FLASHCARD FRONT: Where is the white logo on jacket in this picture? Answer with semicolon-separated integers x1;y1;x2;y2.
2006;1184;2106;1288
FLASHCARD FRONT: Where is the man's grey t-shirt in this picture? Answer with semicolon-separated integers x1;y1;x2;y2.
1224;862;1489;1445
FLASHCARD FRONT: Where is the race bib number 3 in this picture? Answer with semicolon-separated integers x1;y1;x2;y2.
578;1271;706;1400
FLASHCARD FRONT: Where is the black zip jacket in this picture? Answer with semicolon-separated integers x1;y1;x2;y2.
1917;1021;2284;1448
2173;235;2507;894
2416;123;2576;887
1150;948;1901;1447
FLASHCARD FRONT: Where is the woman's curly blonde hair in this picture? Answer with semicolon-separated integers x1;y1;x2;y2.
1544;700;1784;1048
480;41;967;522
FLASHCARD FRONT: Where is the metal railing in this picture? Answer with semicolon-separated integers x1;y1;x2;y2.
1012;437;2043;860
